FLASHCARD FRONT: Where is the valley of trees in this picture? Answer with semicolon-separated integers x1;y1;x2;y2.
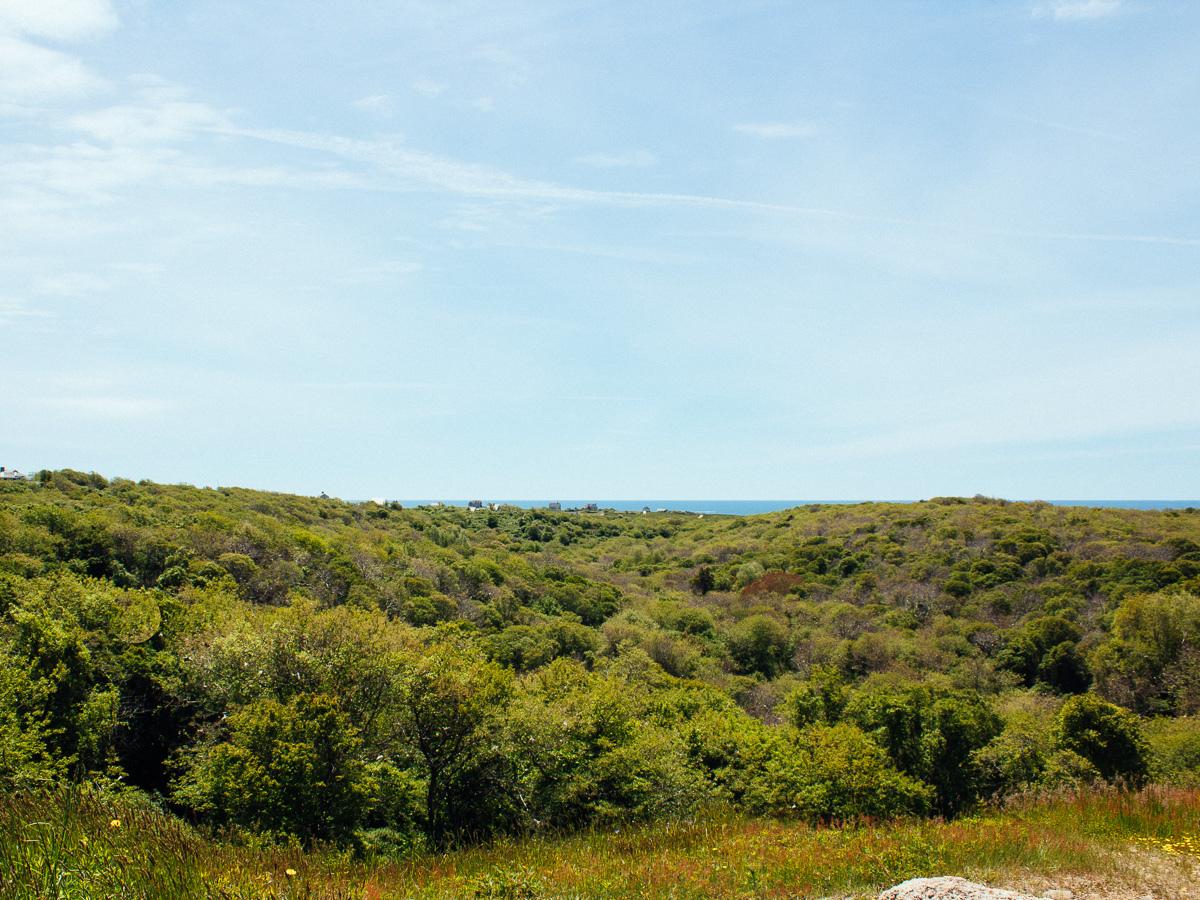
2;469;1199;852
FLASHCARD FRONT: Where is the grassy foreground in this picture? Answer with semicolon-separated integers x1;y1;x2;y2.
2;787;1198;900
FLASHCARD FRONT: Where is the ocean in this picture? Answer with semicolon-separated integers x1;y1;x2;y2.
393;499;1200;515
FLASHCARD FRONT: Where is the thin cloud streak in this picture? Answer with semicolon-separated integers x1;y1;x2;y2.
733;122;820;139
1034;0;1125;22
1040;232;1200;248
35;395;171;419
6;113;1197;256
225;127;1200;250
226;125;867;215
575;150;658;168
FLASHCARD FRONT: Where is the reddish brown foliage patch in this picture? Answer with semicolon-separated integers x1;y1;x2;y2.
741;571;805;598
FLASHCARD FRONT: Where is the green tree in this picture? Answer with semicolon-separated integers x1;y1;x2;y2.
393;633;513;847
781;665;847;728
725;615;790;678
1055;693;1149;784
507;656;699;829
843;683;1001;816
175;693;371;842
689;565;715;596
1091;590;1200;714
752;722;932;821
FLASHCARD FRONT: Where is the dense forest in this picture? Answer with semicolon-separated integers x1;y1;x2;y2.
2;469;1199;853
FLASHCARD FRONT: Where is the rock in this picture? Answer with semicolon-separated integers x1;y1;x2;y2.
879;877;1044;900
1043;892;1073;900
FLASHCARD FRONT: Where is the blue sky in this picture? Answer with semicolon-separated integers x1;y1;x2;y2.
2;0;1198;501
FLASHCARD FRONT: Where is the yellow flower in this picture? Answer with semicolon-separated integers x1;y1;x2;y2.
109;819;121;828
285;869;297;877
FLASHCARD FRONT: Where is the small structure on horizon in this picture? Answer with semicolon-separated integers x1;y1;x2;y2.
0;467;28;481
583;503;598;511
641;506;651;514
468;500;484;509
548;502;562;511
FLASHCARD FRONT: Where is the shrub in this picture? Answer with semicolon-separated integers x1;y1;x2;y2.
843;682;1001;815
1144;716;1200;783
1056;693;1149;785
506;658;700;829
781;666;847;728
749;723;932;821
174;693;372;842
725;615;790;678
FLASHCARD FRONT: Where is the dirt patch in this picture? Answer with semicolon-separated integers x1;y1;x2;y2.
999;845;1200;900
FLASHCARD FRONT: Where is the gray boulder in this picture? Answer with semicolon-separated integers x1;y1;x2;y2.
879;877;1060;900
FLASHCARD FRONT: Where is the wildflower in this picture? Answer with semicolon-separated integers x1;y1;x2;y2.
110;819;121;828
285;869;297;877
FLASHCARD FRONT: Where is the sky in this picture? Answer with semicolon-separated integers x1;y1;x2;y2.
1;0;1198;502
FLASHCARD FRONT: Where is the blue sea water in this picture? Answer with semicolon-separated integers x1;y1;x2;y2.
1049;500;1200;511
395;499;1200;515
396;500;824;514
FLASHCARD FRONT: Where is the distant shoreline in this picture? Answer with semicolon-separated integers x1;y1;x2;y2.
388;499;1200;515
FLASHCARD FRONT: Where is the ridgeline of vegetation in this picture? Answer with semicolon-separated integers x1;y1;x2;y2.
2;469;1199;858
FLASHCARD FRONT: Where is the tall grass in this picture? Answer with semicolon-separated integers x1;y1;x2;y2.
1009;784;1200;857
2;786;1197;900
0;787;351;900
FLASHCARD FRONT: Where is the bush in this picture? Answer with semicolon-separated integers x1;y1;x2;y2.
1056;693;1149;785
749;723;932;821
1091;590;1200;714
506;658;700;829
842;682;1001;815
725;615;790;678
781;666;847;728
1144;716;1200;783
175;693;372;842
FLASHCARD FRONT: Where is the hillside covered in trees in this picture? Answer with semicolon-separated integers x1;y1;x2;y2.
2;470;1199;851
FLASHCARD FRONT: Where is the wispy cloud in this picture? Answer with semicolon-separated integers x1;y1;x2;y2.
63;99;229;144
347;260;423;282
412;78;447;98
34;272;109;296
228;126;851;215
1037;231;1200;247
575;150;657;168
6;368;171;419
0;0;116;104
351;94;393;116
7;87;1199;263
993;109;1126;141
0;297;56;324
39;395;170;419
0;0;118;42
733;121;820;139
0;33;106;103
219;126;1200;252
1033;0;1124;21
293;381;437;391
